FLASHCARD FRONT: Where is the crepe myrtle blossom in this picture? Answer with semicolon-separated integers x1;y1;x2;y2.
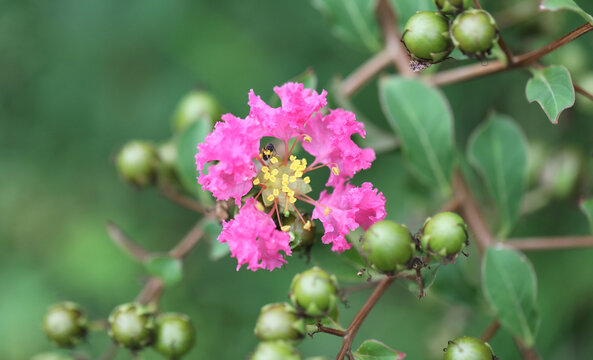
195;83;386;271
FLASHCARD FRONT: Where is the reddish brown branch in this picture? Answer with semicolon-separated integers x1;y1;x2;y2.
376;0;415;77
337;276;395;360
316;325;347;337
106;221;151;262
439;194;462;213
480;320;500;342
169;220;206;259
161;185;207;213
340;50;392;97
508;236;593;251
515;338;541;360
575;84;593;102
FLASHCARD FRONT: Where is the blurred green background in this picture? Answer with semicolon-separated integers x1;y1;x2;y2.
1;0;593;359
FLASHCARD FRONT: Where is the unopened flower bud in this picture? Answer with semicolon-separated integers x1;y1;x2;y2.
108;303;155;350
362;220;414;272
254;303;305;343
444;336;495;360
433;0;468;15
116;141;159;188
402;12;453;64
172;90;221;133
421;212;468;258
450;9;499;59
153;313;196;358
250;341;302;360
289;267;338;318
43;302;88;348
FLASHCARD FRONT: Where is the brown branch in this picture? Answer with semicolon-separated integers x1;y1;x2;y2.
453;172;495;254
376;0;415;77
480;320;500;342
428;23;593;86
161;185;207;213
575;84;593;102
316;325;347;337
136;277;164;304
106;221;151;262
439;194;462;213
337;276;395;360
515;337;541;360
508;236;593;251
340;50;392;98
169;220;206;259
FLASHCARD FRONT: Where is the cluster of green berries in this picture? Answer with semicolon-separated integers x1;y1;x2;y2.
362;212;469;273
250;267;339;359
115;90;221;188
444;336;497;360
43;302;196;359
402;0;499;68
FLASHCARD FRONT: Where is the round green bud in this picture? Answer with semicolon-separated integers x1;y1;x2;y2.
116;141;159;188
254;303;305;343
250;341;302;360
43;302;88;348
402;11;453;63
444;336;495;360
433;0;468;15
153;313;196;358
362;220;414;272
172;90;221;133
421;212;468;258
289;267;338;317
108;303;155;350
450;9;499;58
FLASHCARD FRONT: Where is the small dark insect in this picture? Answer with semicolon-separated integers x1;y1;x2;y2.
261;143;276;161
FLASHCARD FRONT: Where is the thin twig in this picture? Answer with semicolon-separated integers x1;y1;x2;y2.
428;23;593;86
169;220;206;259
480;320;500;342
316;325;347;337
515;337;541;360
340;50;392;98
376;0;415;76
508;236;593;251
161;185;207;213
453;172;495;254
106;221;151;262
439;194;462;213
575;84;593;102
337;276;395;360
136;277;164;304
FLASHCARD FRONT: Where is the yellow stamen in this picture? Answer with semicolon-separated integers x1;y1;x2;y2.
304;220;312;230
271;169;279;176
324;207;330;216
255;202;265;211
295;171;303;177
289;176;297;183
270;157;278;164
331;166;340;175
261;166;269;173
281;225;291;232
290;155;296;162
303;134;312;142
253;178;260;186
267;194;275;202
303;177;310;184
273;189;279;197
289;197;297;204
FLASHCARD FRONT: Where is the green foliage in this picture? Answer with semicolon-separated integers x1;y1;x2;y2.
176;120;214;204
540;0;593;24
526;65;575;124
145;256;183;286
379;77;455;195
467;114;527;237
581;198;593;233
352;340;405;360
482;246;540;347
312;0;382;52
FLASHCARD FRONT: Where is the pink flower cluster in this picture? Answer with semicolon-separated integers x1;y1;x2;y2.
195;83;386;271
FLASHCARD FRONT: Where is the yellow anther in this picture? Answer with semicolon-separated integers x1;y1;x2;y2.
331;166;340;175
282;174;289;181
289;176;297;183
270;157;278;164
263;172;270;180
273;189;279;196
295;171;303;177
324;207;330;216
261;166;269;173
255;202;265;211
303;134;312;142
271;169;279;176
302;159;307;166
303;177;310;184
290;155;296;162
281;225;291;232
267;194;275;202
289;197;297;204
304;220;312;230
253;178;260;186
282;186;290;192
269;175;277;182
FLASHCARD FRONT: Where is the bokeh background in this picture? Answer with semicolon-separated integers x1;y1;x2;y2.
1;0;593;359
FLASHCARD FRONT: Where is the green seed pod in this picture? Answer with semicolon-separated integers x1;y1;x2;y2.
115;141;159;188
433;0;468;15
250;341;302;360
42;302;88;348
254;303;305;343
289;267;338;318
402;11;453;64
108;303;155;350
153;313;196;358
362;220;414;272
444;336;495;360
450;9;499;58
421;212;468;258
171;90;221;134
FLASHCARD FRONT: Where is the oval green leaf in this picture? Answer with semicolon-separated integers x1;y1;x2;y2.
482;245;540;346
379;76;455;195
540;0;593;24
526;65;575;124
467;114;527;237
145;255;183;286
352;340;406;360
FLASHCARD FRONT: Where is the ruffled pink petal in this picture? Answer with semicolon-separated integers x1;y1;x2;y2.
218;199;292;271
248;82;327;141
195;114;261;204
303;109;375;186
312;182;386;253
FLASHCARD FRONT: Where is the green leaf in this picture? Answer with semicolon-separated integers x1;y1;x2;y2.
581;198;593;233
203;219;229;261
269;68;318;108
540;0;593;25
482;245;540;346
145;255;183;286
312;0;382;52
176;120;214;205
467;114;527;237
526;65;575;124
379;76;455;194
352;340;406;360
